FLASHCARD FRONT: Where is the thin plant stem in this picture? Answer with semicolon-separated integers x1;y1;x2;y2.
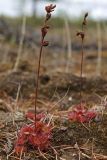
34;4;56;130
77;13;88;104
34;37;44;130
80;38;84;101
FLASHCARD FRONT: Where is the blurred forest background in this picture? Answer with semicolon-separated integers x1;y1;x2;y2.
0;0;107;86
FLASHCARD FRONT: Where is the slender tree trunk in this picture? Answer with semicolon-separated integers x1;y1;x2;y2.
96;21;102;76
64;16;72;73
32;0;37;17
13;15;26;72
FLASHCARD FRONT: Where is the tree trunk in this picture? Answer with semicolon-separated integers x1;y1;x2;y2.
32;0;37;17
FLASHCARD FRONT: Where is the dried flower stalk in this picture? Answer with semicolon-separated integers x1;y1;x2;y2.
77;13;88;102
34;4;56;129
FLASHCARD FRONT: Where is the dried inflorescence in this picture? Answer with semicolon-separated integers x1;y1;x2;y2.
41;4;56;45
45;4;56;13
41;26;50;39
68;104;96;123
15;113;52;154
76;31;85;40
82;12;88;26
77;12;88;40
45;4;56;21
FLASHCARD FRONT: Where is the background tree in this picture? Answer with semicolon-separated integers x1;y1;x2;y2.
18;0;58;17
32;0;38;17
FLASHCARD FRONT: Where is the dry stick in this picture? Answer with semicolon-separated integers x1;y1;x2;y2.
96;21;102;76
15;82;22;111
62;27;66;56
64;16;72;72
49;87;70;112
50;146;58;160
38;147;48;160
13;15;26;72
